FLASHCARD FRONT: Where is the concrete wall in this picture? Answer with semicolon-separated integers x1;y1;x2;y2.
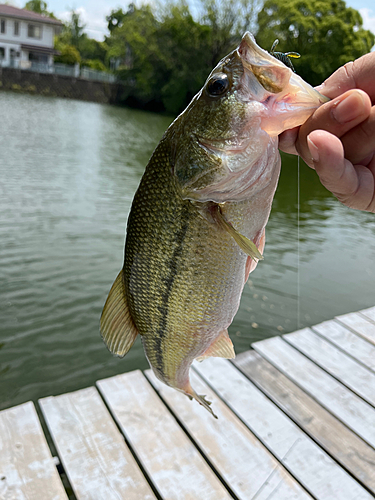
0;66;124;104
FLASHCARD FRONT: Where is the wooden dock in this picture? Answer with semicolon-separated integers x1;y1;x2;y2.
1;307;375;500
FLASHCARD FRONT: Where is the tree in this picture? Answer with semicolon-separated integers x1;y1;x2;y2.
105;0;261;113
106;7;127;33
54;44;80;65
200;0;262;66
67;10;86;48
105;4;162;106
256;0;375;85
24;0;55;17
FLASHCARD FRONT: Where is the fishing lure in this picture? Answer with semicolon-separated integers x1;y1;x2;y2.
270;39;300;72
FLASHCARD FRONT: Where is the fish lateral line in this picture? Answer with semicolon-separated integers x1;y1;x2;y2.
214;205;264;261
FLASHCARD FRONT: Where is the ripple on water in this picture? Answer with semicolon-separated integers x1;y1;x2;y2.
1;92;375;411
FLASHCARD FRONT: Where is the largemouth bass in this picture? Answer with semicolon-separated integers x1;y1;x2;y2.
100;33;328;417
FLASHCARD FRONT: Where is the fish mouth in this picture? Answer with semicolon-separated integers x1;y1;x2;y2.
237;32;329;135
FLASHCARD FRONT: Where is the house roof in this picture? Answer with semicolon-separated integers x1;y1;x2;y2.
21;43;60;55
0;4;63;25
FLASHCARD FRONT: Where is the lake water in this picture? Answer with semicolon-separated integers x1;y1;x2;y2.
1;91;375;411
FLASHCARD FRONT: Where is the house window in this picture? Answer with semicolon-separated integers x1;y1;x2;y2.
0;47;4;60
14;21;19;36
28;24;42;39
0;19;5;34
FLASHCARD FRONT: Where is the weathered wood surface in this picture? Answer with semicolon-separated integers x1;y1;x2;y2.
284;327;375;406
193;358;371;500
253;335;375;448
146;368;311;500
312;319;375;372
39;387;156;500
336;311;375;344
361;305;375;323
0;401;68;500
2;307;375;500
234;349;375;495
97;369;233;500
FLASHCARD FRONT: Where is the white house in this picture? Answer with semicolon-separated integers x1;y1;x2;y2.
0;4;62;69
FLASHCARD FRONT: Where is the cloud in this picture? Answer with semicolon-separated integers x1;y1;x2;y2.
56;6;108;41
360;8;375;35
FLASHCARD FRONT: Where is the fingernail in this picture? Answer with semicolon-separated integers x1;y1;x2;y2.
332;91;365;123
307;136;319;162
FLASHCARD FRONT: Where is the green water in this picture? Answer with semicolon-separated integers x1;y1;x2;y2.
1;92;374;411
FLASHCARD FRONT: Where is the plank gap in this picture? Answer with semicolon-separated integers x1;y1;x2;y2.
252;337;375;449
144;370;243;500
335;316;375;346
234;351;375;496
311;323;375;375
282;330;375;408
36;400;78;500
93;382;164;500
194;363;318;500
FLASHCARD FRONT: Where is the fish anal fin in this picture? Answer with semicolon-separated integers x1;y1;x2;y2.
196;329;235;362
100;270;138;358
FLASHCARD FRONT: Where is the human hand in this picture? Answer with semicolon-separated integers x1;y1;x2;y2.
279;52;375;212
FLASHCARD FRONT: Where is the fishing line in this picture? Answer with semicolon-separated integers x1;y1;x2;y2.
297;156;301;330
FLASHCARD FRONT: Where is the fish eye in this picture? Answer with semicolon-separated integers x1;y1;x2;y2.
206;73;230;97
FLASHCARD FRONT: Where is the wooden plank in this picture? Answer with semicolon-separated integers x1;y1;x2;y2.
234;350;375;495
39;387;156;500
336;312;375;345
146;369;312;500
284;328;375;406
312;319;375;373
0;401;67;500
360;306;375;323
193;358;372;500
253;336;375;448
97;370;232;500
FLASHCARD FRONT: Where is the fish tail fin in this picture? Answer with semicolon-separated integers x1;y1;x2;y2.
100;270;138;357
183;382;218;419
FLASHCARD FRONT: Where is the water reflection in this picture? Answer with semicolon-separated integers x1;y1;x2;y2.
0;92;374;411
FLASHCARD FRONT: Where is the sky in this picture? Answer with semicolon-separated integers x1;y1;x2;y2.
7;0;375;41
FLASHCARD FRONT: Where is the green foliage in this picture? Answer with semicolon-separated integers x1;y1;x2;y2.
24;0;56;18
201;0;262;65
78;37;108;64
55;10;108;68
82;59;108;71
106;7;127;33
54;43;81;65
256;0;375;85
106;0;260;113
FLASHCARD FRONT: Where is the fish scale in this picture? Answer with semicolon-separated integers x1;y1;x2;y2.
125;137;244;382
100;32;328;417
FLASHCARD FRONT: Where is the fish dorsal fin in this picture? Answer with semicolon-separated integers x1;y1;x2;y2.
100;270;138;357
196;329;235;362
216;208;263;261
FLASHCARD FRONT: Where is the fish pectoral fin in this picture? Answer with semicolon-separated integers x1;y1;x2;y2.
216;208;263;262
100;270;138;357
196;329;235;362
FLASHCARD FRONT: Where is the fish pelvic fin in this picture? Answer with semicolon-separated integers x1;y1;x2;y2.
100;270;138;357
216;207;263;261
196;329;235;362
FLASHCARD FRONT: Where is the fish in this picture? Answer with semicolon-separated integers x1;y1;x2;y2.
100;32;328;417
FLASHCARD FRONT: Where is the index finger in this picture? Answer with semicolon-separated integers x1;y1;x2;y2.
318;52;375;102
